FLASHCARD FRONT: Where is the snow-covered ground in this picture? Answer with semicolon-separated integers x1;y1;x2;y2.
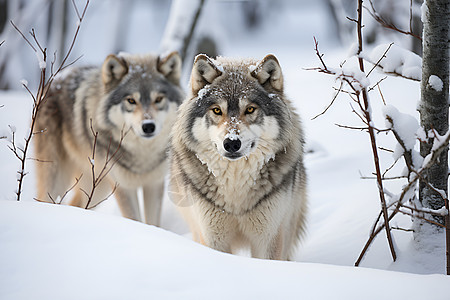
1;1;449;299
1;200;449;300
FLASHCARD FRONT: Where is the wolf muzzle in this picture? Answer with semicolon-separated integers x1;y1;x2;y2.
223;138;241;153
142;120;156;136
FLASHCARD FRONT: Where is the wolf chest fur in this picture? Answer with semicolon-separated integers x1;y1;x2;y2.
170;54;307;260
34;52;184;225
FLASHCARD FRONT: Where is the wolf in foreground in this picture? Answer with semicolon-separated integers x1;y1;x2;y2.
34;52;184;225
169;54;307;260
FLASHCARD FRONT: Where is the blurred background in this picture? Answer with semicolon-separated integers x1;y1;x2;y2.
0;0;423;91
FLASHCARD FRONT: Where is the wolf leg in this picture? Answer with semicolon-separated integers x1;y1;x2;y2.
203;233;232;254
115;186;141;222
250;229;286;260
142;179;164;226
36;157;77;204
70;189;86;208
199;206;239;254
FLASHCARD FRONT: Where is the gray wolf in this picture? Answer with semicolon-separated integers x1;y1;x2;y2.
34;52;184;225
169;54;307;260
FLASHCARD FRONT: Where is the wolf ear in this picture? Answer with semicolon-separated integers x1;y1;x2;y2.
102;54;128;87
251;54;283;92
157;51;182;85
190;54;222;96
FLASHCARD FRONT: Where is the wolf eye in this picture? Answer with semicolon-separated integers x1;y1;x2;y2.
245;106;256;114
212;107;222;115
126;97;136;105
154;96;164;104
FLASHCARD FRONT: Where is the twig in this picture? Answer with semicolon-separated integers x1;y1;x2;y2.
401;204;448;217
311;81;343;120
9;21;37;52
87;183;119;210
335;123;367;131
377;81;386;105
355;0;397;265
367;76;387;94
313;36;328;70
9;1;89;201
355;123;450;266
35;175;82;205
366;43;393;77
365;0;422;41
399;209;446;228
392;226;414;232
83;120;126;209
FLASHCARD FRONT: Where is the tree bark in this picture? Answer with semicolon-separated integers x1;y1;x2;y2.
411;0;423;56
418;0;449;274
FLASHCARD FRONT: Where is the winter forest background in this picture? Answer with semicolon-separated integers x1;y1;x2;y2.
1;0;450;299
0;0;423;90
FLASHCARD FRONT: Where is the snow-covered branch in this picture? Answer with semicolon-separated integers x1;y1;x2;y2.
363;43;422;82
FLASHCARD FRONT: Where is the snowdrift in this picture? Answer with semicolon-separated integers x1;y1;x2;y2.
1;200;449;300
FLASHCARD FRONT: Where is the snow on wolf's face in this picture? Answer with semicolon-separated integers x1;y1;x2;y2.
187;54;285;161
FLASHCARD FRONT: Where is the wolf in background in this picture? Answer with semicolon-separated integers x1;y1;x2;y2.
169;54;307;260
34;52;184;225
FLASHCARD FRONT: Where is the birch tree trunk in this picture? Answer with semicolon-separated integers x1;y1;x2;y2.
418;0;449;274
159;0;205;63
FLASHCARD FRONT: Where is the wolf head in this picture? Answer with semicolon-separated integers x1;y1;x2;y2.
100;52;183;139
179;54;294;161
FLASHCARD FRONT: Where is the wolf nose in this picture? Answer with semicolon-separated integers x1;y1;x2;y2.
142;121;156;134
223;138;241;153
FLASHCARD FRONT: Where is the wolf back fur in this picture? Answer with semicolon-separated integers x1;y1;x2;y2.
169;54;307;260
34;52;184;225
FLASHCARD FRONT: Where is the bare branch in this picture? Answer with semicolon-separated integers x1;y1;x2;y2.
365;0;422;41
366;43;393;77
9;1;90;201
83;121;126;209
335;123;368;131
367;76;387;94
391;226;414;232
10;21;37;52
354;0;397;265
311;81;343;120
399;209;446;228
87;183;119;210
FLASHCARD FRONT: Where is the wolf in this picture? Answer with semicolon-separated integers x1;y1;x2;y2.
169;54;307;260
34;52;184;225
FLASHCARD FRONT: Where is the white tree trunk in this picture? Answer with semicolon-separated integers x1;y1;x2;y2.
159;0;205;63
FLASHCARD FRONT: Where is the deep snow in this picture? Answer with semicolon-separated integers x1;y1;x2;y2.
1;0;449;298
1;201;450;300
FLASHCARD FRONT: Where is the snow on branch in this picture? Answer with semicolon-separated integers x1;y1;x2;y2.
363;43;422;82
383;105;422;170
310;4;398;262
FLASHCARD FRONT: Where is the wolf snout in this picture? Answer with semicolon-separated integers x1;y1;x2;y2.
142;121;156;135
223;138;241;153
